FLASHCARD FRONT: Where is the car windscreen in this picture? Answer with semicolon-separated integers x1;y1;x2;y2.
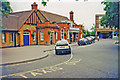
56;40;68;46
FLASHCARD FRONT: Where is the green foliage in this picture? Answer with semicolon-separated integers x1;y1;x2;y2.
31;32;35;37
42;1;47;6
41;0;88;6
87;30;90;35
0;26;4;29
54;31;58;34
90;31;95;35
82;29;87;34
0;0;13;16
64;32;67;36
100;1;119;28
48;30;51;34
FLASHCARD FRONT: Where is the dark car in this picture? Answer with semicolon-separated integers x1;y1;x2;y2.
55;39;71;55
86;37;92;44
90;36;95;43
78;38;88;46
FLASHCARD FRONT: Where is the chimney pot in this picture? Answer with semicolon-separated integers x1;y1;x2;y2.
31;2;38;10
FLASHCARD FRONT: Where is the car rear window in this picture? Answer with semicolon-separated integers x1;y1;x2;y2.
56;40;68;46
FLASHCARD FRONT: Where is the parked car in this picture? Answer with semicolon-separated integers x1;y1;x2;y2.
55;39;71;55
86;37;92;44
78;38;88;46
90;36;95;43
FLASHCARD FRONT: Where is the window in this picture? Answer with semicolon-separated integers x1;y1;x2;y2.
40;32;44;41
2;33;5;43
99;16;102;21
67;30;69;39
76;33;78;39
10;33;13;42
61;29;64;39
33;32;36;41
56;32;58;40
70;23;73;27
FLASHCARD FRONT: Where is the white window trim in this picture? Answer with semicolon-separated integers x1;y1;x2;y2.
2;33;5;43
10;33;13;42
33;32;36;41
40;32;44;41
67;30;69;39
61;29;64;39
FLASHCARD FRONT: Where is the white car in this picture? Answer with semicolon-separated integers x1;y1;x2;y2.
55;39;71;55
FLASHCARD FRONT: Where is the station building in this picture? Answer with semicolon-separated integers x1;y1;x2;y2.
0;2;82;48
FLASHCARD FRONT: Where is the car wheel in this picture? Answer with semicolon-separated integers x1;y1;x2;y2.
78;43;80;46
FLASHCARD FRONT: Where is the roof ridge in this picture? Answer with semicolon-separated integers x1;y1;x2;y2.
10;10;33;14
8;14;19;17
0;13;19;17
39;9;69;19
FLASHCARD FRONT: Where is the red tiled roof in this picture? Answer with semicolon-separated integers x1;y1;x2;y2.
2;10;34;30
39;10;70;23
2;9;71;31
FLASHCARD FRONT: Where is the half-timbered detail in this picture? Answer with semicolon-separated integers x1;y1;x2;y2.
25;11;42;25
1;2;82;48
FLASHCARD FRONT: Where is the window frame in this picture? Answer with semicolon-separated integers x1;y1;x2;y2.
2;33;5;43
67;30;69;39
76;33;78;39
61;29;64;39
40;32;44;41
33;31;36;41
10;33;13;42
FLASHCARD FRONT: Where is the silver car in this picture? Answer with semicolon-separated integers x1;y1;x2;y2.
55;39;71;55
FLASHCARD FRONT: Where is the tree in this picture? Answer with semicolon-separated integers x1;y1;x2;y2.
0;0;12;29
41;0;88;6
82;28;87;35
100;0;119;29
90;24;95;36
86;30;90;36
0;0;13;16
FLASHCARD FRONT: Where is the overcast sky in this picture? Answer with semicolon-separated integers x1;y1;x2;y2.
7;0;105;31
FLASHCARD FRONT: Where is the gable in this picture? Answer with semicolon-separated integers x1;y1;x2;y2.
25;11;42;25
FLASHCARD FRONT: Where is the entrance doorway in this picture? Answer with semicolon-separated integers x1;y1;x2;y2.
24;31;30;46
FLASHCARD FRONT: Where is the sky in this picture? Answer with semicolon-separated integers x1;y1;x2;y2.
7;0;105;31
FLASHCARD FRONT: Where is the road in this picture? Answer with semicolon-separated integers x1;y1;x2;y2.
1;39;118;78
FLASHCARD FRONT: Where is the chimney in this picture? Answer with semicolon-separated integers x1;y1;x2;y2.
31;2;38;10
70;11;74;22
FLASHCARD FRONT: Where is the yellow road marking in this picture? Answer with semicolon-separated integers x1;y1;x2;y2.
65;59;82;65
0;52;73;78
18;74;28;78
30;71;43;76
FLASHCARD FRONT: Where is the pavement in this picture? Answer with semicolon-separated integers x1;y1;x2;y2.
0;45;55;66
0;43;77;66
